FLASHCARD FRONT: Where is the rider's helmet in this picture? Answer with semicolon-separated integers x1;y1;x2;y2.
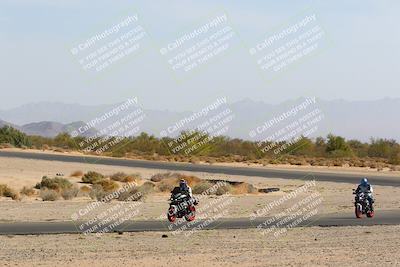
179;179;188;190
361;178;368;185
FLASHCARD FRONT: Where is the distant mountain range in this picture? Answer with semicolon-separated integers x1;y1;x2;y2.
0;120;97;138
0;98;399;141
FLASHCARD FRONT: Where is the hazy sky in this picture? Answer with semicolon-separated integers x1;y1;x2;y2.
0;0;399;111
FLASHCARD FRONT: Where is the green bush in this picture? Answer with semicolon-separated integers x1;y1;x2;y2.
0;126;31;148
35;176;72;191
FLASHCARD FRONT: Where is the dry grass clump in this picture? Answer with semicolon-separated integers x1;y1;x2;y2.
110;172;141;183
157;179;177;192
118;182;155;201
0;184;20;200
82;171;105;184
20;186;36;197
40;188;60;201
80;185;91;193
151;173;202;192
61;185;79;200
192;181;214;194
215;183;234;196
232;182;258;194
137;182;156;197
70;170;84;178
89;184;107;201
78;185;91;197
94;179;119;192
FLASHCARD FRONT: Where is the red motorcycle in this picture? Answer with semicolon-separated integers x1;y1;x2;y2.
167;193;196;222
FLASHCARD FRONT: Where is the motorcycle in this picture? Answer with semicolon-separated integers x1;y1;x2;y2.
353;189;374;218
167;192;196;222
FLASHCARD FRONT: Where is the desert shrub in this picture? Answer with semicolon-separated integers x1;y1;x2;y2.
80;185;91;193
157;180;176;192
139;182;155;194
70;170;84;177
20;186;36;197
111;172;141;183
89;184;107;201
215;183;233;196
35;176;72;191
40;189;60;201
246;183;258;194
82;171;105;184
110;172;127;182
0;184;20;200
61;186;79;200
95;179;119;192
78;185;91;197
192;181;213;194
150;172;183;182
118;187;144;201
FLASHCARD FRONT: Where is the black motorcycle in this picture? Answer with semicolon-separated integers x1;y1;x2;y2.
167;193;196;222
353;189;374;218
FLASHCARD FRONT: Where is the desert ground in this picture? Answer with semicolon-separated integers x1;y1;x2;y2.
0;226;399;266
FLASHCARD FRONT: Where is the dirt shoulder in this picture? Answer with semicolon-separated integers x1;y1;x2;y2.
0;226;399;266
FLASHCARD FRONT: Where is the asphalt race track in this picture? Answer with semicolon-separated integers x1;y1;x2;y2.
0;151;399;187
0;210;399;235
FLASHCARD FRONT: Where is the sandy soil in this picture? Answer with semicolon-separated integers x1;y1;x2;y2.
0;156;399;222
0;226;399;266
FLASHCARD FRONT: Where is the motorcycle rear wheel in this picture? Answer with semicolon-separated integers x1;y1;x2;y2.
185;205;196;222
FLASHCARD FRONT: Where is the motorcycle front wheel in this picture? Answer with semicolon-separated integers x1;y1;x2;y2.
355;204;363;218
167;207;177;222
